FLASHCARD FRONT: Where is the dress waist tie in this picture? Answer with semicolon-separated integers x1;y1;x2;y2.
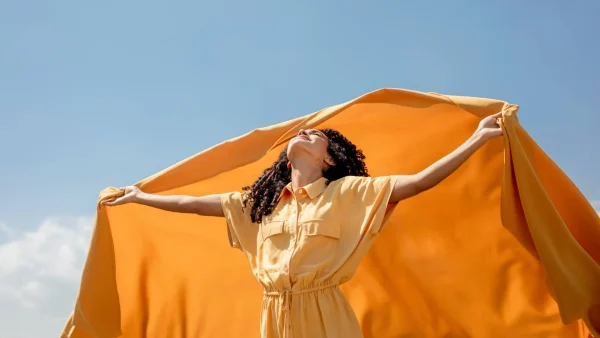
264;283;339;338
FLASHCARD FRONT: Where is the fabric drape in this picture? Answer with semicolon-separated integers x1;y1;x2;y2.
61;88;599;338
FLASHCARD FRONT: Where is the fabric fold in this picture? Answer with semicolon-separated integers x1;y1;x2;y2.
62;88;598;338
501;107;600;334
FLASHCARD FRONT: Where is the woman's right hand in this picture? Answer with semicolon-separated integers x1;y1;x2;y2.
104;186;142;206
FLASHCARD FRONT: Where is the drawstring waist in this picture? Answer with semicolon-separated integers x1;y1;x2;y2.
264;284;339;338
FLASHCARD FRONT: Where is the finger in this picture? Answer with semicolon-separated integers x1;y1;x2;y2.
104;199;120;206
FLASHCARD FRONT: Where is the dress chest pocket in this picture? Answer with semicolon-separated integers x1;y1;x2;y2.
302;220;341;240
261;220;284;240
258;220;286;249
257;220;287;271
295;220;341;270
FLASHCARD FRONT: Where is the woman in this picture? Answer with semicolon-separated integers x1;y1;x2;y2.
105;112;503;338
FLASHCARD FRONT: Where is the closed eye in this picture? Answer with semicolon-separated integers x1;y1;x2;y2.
308;130;326;139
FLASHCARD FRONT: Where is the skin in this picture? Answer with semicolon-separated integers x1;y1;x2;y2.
104;112;504;217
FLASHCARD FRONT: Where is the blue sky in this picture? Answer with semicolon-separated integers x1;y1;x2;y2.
0;0;598;336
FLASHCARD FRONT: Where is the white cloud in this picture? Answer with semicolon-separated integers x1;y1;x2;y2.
0;216;93;338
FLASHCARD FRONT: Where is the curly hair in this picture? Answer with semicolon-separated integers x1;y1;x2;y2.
241;128;369;224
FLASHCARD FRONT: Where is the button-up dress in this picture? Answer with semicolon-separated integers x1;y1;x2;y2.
221;175;397;338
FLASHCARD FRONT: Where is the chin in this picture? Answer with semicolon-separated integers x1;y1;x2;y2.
287;139;310;156
288;138;307;148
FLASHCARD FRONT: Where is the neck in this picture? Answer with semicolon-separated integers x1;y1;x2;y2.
289;158;323;191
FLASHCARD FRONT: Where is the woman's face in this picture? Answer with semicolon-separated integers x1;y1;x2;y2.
287;129;333;167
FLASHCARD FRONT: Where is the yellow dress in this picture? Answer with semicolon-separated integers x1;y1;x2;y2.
222;176;397;337
61;88;599;338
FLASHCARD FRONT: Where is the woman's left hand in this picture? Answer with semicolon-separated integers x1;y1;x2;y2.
475;112;503;140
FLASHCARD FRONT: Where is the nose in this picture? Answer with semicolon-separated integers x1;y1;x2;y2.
298;129;307;136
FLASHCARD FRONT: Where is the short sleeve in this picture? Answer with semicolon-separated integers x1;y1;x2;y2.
220;192;258;254
340;175;399;236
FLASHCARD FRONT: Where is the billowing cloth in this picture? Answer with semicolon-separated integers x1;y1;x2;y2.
61;88;600;338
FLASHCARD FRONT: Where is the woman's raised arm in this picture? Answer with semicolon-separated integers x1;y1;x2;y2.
103;186;225;217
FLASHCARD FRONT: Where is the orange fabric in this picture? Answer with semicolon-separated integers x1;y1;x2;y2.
62;88;600;338
222;176;397;337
